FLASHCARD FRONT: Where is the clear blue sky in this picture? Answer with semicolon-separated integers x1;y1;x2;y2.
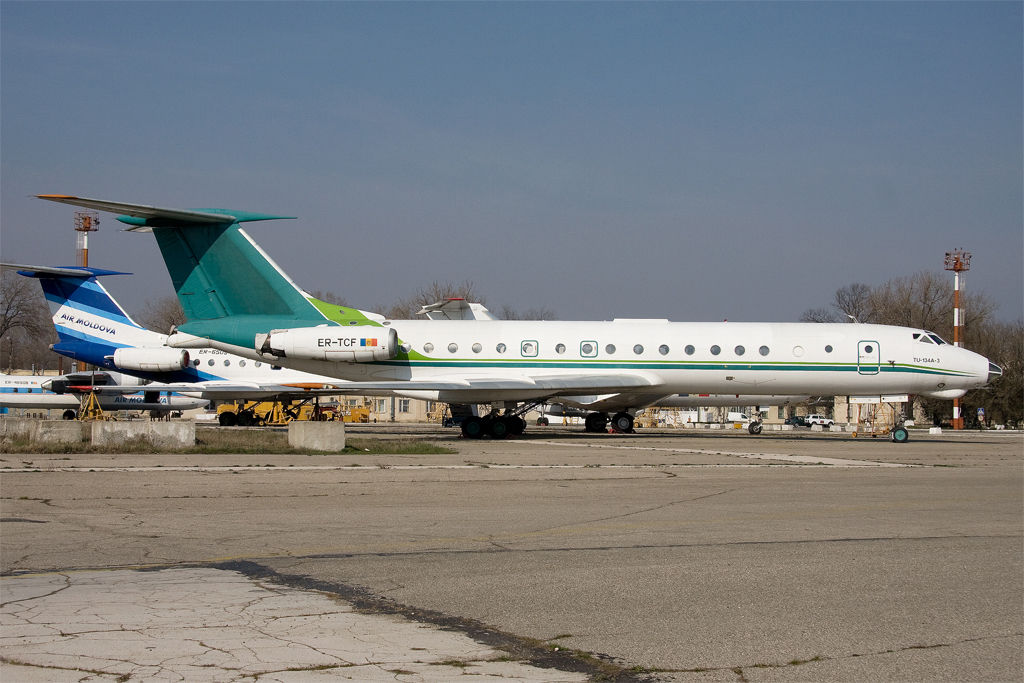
2;1;1021;323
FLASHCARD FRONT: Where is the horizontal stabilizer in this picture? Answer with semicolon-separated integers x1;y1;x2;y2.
38;195;295;230
0;262;131;278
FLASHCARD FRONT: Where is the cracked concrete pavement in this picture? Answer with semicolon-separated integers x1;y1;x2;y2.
2;425;1022;681
2;568;585;681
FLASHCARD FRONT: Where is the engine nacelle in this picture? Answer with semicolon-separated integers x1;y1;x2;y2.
257;326;398;362
110;347;190;372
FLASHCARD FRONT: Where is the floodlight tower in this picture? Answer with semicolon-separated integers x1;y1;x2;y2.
944;249;971;429
74;211;100;267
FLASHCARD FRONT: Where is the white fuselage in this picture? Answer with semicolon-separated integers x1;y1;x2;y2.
197;320;992;409
0;374;208;412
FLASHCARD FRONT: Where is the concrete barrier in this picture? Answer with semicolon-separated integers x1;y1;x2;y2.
288;421;346;451
810;424;824;432
929;427;943;435
1;418;86;444
780;424;794;431
91;421;195;448
830;425;844;432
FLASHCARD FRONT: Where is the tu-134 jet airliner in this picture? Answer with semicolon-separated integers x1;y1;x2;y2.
37;195;1001;442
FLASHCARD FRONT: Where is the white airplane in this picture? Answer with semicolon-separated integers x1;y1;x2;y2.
0;371;207;419
36;195;1002;442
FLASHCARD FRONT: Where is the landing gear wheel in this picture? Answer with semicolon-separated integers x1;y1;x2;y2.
461;416;485;439
585;412;609;433
536;417;549;426
508;416;526;436
891;426;909;443
610;412;634;433
218;411;238;427
487;416;510;439
62;409;77;421
748;421;763;435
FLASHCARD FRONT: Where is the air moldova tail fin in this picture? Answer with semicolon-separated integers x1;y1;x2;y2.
3;263;162;365
38;196;382;351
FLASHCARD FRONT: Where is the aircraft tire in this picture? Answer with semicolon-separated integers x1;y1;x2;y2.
891;427;909;443
611;412;634;433
62;409;77;421
748;421;763;435
461;416;485;439
509;416;526;435
537;417;549;426
585;412;608;433
487;417;510;439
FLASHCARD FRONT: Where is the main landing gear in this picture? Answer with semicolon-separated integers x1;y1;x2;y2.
460;412;528;440
584;411;635;433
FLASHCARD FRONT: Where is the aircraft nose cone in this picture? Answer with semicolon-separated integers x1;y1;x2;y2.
988;362;1003;383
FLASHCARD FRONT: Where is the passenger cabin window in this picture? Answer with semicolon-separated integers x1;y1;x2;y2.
759;346;770;356
423;343;434;353
710;345;721;356
555;343;566;354
472;343;482;353
734;345;745;356
658;344;669;355
684;345;695;355
581;342;597;357
605;344;617;354
521;341;538;357
496;343;507;354
633;344;644;355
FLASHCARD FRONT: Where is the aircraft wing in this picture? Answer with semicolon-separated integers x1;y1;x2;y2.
561;391;677;412
71;373;661;397
324;372;662;393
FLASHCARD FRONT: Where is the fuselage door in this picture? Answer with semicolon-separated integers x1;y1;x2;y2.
857;340;880;375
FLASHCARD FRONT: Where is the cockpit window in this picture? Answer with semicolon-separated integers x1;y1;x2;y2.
914;332;946;345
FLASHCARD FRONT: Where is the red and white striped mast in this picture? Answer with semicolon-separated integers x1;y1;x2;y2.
74;211;100;267
944;249;971;430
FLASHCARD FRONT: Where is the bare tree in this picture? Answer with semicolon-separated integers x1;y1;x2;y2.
0;270;56;371
383;280;486;319
498;305;557;321
0;269;45;341
799;307;839;323
138;296;186;334
832;283;874;323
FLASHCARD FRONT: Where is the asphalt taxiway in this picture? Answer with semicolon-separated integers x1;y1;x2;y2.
2;426;1021;681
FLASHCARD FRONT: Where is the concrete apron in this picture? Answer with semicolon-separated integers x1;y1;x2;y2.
1;567;587;682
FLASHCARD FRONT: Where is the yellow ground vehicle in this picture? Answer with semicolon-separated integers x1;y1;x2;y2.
216;398;336;426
